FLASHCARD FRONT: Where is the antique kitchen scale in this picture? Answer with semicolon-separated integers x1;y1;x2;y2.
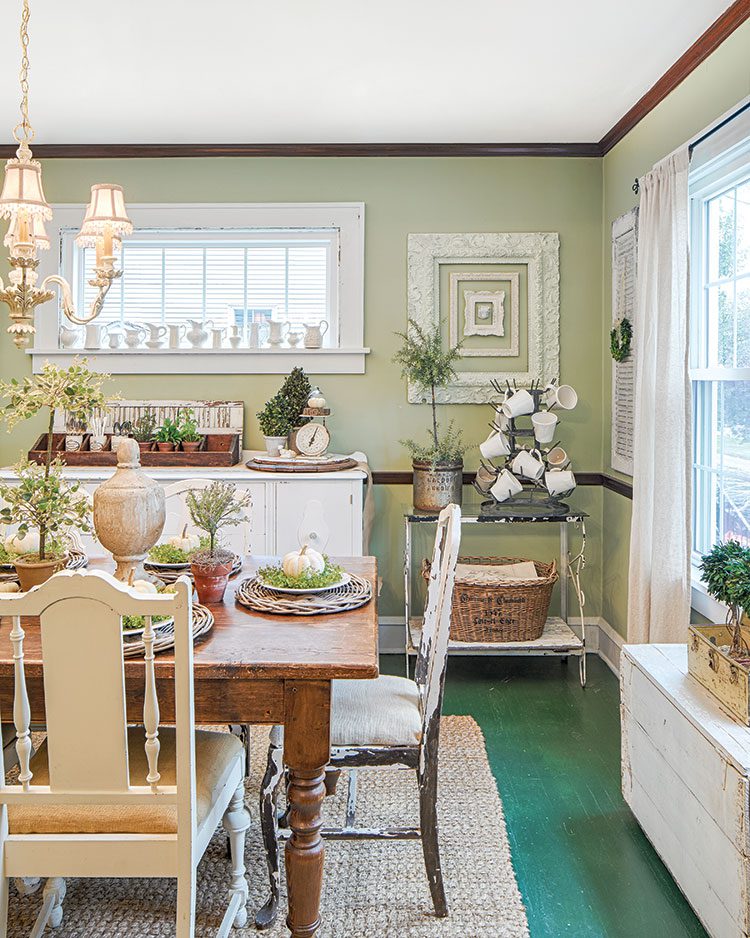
246;387;359;472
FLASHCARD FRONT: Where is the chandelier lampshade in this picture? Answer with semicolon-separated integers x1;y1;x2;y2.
75;184;133;243
4;211;49;251
0;156;52;219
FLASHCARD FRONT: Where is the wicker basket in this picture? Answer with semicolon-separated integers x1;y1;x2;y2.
422;555;558;643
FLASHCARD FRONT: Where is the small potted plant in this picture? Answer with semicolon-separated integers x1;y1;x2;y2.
177;409;202;452
0;359;108;588
699;540;750;657
154;417;182;452
393;318;468;511
257;394;294;456
0;459;92;590
132;411;157;454
187;481;252;603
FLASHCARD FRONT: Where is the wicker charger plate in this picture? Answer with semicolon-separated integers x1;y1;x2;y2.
0;548;88;583
122;603;214;658
236;573;372;616
144;553;242;584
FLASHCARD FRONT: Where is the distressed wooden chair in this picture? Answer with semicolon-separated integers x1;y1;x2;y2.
256;502;461;927
0;570;251;938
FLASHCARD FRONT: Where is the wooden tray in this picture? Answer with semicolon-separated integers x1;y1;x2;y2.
688;623;750;724
246;454;358;473
28;432;241;467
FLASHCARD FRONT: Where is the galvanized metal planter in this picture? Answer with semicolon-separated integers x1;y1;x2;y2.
412;460;463;512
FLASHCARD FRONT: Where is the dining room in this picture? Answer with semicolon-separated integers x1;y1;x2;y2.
1;2;750;937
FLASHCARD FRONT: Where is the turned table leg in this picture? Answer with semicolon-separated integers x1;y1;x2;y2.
283;679;331;938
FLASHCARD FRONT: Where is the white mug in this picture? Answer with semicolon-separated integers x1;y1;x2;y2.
491;408;510;431
479;430;511;460
84;323;108;349
547;446;570;469
490;469;524;503
511;448;545;481
545;469;576;496
531;411;558;444
545;382;578;411
168;324;186;349
502;388;535;419
475;465;497;494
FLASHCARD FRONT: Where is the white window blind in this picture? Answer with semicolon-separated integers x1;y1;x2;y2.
77;231;333;341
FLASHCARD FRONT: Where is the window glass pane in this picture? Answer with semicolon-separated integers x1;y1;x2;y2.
707;282;735;367
737;280;750;367
707;190;735;281
737;181;750;275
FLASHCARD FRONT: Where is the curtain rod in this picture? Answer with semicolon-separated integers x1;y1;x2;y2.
632;94;750;196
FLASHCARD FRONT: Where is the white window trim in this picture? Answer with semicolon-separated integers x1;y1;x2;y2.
29;202;368;374
688;127;750;601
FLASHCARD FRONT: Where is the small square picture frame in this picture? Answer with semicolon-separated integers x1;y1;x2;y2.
449;270;520;358
463;289;506;337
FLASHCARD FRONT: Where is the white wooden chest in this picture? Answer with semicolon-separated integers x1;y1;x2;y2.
621;644;750;938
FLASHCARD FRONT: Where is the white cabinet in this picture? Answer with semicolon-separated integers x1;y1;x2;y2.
0;456;367;561
621;644;750;938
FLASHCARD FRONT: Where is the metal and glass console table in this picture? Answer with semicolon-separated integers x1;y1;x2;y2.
404;503;588;687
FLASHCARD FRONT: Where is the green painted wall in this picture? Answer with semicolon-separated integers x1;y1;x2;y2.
0;156;603;618
600;20;750;636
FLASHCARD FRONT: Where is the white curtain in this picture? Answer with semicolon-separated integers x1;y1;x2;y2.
627;149;691;644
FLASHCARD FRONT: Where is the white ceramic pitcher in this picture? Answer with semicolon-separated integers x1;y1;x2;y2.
186;319;213;348
84;322;109;349
168;324;186;349
123;324;146;348
303;320;329;348
144;323;168;349
267;320;289;347
59;325;79;349
247;321;267;348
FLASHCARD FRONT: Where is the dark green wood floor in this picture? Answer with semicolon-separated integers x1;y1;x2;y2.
381;653;709;938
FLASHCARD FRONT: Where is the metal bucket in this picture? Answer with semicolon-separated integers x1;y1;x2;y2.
412;460;463;512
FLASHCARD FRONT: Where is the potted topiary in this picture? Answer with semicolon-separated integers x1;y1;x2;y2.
178;409;202;453
257;393;294;456
187;481;252;603
0;359;108;588
154;417;182;453
393;318;468;511
0;458;92;590
132;411;157;455
699;540;750;657
257;367;313;456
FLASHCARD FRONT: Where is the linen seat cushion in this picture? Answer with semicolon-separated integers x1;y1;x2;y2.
8;727;242;835
331;674;422;747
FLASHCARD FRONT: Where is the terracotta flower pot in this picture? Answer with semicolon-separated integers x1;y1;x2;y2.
181;440;201;453
137;441;154;455
14;554;66;591
156;441;176;452
191;557;234;604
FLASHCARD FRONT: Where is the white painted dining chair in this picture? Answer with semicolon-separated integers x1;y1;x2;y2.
162;479;252;558
0;570;251;937
256;503;461;927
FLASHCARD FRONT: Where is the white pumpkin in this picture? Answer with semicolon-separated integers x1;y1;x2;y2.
282;545;325;578
132;578;158;594
5;530;39;556
167;524;201;553
0;581;20;593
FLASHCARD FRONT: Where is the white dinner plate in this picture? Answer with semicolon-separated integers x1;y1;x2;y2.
145;559;191;570
256;572;351;595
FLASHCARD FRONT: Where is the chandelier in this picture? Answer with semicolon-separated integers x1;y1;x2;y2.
0;0;132;349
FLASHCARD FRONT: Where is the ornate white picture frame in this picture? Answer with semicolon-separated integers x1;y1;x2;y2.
407;232;560;403
449;270;521;357
464;290;505;336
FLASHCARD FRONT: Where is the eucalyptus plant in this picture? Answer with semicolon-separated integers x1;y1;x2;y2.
393;318;467;466
699;540;750;657
0;459;91;561
0;359;109;560
187;481;252;563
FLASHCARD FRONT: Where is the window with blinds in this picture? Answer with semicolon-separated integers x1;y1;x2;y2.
77;230;334;343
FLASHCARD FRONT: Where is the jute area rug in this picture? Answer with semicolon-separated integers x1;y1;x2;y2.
6;715;529;937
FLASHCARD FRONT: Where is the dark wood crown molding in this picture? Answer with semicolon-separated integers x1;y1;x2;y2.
599;0;750;155
0;141;602;159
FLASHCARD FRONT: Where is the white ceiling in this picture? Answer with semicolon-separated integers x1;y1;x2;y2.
0;0;735;144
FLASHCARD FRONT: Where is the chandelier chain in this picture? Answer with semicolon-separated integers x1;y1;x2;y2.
13;0;34;147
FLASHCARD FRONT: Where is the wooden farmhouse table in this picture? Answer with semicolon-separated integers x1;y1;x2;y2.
0;556;379;938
